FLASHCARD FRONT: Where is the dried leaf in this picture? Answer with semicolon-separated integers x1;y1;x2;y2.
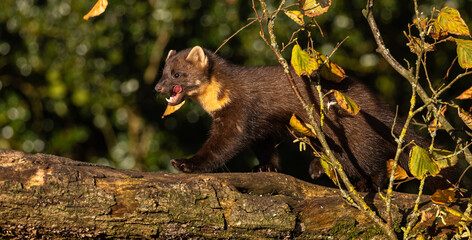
333;90;360;115
456;86;472;99
430;20;449;40
406;36;435;55
431;188;456;205
284;10;305;26
320;154;337;185
409;145;440;180
386;159;409;181
291;44;319;76
437;7;471;37
289;114;316;137
428;105;447;131
455;38;472;69
83;0;108;20
161;100;186;118
298;0;331;17
458;107;472;130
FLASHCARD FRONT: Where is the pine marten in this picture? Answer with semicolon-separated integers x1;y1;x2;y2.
154;46;430;190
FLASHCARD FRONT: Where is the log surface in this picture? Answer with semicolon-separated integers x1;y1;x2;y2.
0;149;467;239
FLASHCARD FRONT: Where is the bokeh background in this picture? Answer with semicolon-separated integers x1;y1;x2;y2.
0;0;471;179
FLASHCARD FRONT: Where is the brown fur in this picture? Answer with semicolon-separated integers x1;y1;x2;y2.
155;46;429;190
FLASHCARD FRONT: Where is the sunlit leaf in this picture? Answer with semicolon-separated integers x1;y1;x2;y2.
333;90;360;115
318;55;347;83
409;145;440;180
161;100;186;119
456;86;472;100
431;188;456;205
320;154;337;185
291;44;319;76
431;148;459;169
458;107;472;130
386;159;409;181
298;0;331;17
430;20;449;40
455;38;472;69
289;114;316;137
284;10;305;26
83;0;108;20
437;7;471;37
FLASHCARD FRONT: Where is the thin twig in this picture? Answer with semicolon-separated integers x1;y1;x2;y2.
215;19;258;54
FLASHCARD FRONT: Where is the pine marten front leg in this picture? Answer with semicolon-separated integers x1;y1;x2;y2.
171;110;250;172
251;138;279;172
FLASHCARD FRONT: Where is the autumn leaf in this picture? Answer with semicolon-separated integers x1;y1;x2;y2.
320;154;337;185
291;44;319;76
316;52;347;83
409;145;440;180
455;38;472;69
428;105;447;132
333;90;360;115
431;148;459;169
430;20;449;40
456;86;472;99
386;159;409;181
406;36;435;55
161;100;186;118
298;0;331;18
289;114;316;137
83;0;108;20
284;10;305;26
431;188;456;205
458;107;472;130
437;7;471;37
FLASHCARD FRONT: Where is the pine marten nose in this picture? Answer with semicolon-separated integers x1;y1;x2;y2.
154;85;163;93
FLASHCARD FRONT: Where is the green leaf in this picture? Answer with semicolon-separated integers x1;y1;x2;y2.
431;148;459;169
333;90;360;115
437;7;471;37
291;44;319;76
320;154;337;185
455;38;472;69
409;146;440;180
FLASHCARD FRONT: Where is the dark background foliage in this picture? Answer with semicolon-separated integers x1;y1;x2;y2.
0;0;470;179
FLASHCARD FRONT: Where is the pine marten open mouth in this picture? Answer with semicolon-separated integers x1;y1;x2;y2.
166;85;183;105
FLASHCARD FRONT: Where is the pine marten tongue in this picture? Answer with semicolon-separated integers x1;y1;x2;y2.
166;85;183;105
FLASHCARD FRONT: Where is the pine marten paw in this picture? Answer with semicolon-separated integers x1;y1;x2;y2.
252;164;279;172
309;158;324;179
171;158;196;172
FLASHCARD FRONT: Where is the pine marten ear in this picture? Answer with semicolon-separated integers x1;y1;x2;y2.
186;46;208;67
166;50;176;61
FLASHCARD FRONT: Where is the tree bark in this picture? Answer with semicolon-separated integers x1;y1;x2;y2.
0;149;467;239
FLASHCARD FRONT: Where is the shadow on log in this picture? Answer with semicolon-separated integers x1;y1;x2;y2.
0;149;468;239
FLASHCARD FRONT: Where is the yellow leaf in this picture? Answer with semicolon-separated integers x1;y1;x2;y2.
386;159;409;181
430;19;449;40
456;86;472;99
298;0;331;18
83;0;108;20
161;100;186;119
430;188;456;205
291;44;319;76
333;90;360;115
289;114;316;137
455;38;472;69
409;145;439;180
437;7;471;37
320;154;337;185
284;10;305;26
458;107;472;130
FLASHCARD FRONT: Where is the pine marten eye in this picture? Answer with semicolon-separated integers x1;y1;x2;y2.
173;73;181;78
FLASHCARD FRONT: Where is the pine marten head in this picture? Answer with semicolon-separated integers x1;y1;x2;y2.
155;46;211;106
155;46;231;114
